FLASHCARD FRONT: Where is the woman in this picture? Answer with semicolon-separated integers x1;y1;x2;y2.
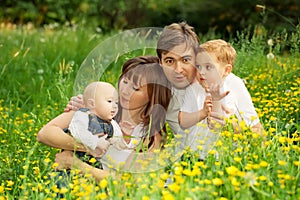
37;55;172;180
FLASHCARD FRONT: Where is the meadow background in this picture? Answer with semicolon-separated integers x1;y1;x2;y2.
0;1;300;199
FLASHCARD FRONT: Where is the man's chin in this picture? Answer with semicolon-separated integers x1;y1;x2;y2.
172;81;190;89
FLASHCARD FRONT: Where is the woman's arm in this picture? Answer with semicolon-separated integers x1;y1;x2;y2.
55;151;110;181
37;111;86;151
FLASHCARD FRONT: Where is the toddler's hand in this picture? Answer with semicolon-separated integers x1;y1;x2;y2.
64;94;84;112
203;94;213;117
209;84;229;101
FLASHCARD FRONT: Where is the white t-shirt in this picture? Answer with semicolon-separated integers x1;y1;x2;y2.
224;73;260;126
100;123;146;170
69;110;120;150
180;81;236;158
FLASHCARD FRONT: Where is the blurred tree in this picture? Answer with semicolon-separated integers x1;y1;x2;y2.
0;0;299;38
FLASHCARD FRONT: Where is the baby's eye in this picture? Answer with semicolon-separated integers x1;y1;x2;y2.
107;100;112;103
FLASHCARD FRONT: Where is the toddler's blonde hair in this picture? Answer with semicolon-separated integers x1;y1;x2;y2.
200;39;236;67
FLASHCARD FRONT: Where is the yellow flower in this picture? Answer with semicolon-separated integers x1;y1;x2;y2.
234;157;242;162
259;176;267;181
212;178;223;186
168;183;181;193
293;161;300;166
226;166;239;176
99;179;108;189
259;161;268;167
89;157;97;164
44;158;51;163
0;185;4;193
6;181;14;187
142;196;150;200
278;160;287;166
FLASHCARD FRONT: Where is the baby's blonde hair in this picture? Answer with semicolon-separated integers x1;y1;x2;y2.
200;39;236;67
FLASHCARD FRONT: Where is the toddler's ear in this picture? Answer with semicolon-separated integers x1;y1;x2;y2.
86;99;95;108
224;64;233;76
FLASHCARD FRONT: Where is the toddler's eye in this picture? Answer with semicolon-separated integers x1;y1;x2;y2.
196;65;202;70
206;65;213;70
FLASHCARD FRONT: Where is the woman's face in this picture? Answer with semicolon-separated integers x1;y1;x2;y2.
118;76;149;110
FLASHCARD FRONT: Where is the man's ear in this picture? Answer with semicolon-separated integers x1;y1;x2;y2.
86;99;95;108
224;64;232;77
158;58;162;65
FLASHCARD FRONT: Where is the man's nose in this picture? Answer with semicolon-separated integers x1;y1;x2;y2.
174;61;183;73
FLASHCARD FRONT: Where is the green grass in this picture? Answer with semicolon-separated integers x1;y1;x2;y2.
0;23;299;199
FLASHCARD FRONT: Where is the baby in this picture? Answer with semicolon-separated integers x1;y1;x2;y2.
68;81;119;157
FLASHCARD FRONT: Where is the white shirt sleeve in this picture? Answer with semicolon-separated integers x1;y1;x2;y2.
225;73;260;126
69;111;100;150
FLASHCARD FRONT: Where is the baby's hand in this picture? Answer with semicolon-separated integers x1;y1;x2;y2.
64;94;84;112
90;137;110;157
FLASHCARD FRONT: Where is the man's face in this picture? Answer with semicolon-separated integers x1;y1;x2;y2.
160;43;197;89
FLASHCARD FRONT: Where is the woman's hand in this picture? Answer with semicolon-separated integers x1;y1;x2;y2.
54;150;75;170
64;94;85;112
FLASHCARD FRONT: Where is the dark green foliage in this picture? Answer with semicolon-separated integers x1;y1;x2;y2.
1;0;299;37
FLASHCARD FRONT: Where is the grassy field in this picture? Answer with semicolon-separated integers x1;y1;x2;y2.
0;23;299;199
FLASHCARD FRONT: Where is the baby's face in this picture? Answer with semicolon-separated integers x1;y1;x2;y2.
196;51;225;88
94;86;119;121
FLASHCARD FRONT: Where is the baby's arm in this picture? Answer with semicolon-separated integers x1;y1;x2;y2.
69;111;109;156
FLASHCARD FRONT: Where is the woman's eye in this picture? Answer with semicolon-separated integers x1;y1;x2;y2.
122;78;128;84
133;86;139;91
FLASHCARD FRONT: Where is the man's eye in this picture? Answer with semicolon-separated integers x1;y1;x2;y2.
165;59;173;64
183;58;191;63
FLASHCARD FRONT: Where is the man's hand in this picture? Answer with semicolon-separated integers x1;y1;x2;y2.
64;94;84;112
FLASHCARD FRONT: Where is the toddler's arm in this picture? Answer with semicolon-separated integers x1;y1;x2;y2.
178;95;212;129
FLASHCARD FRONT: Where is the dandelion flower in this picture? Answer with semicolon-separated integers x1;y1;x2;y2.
267;53;275;59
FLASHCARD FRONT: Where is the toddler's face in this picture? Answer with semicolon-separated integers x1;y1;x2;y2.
196;51;226;88
94;87;119;121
